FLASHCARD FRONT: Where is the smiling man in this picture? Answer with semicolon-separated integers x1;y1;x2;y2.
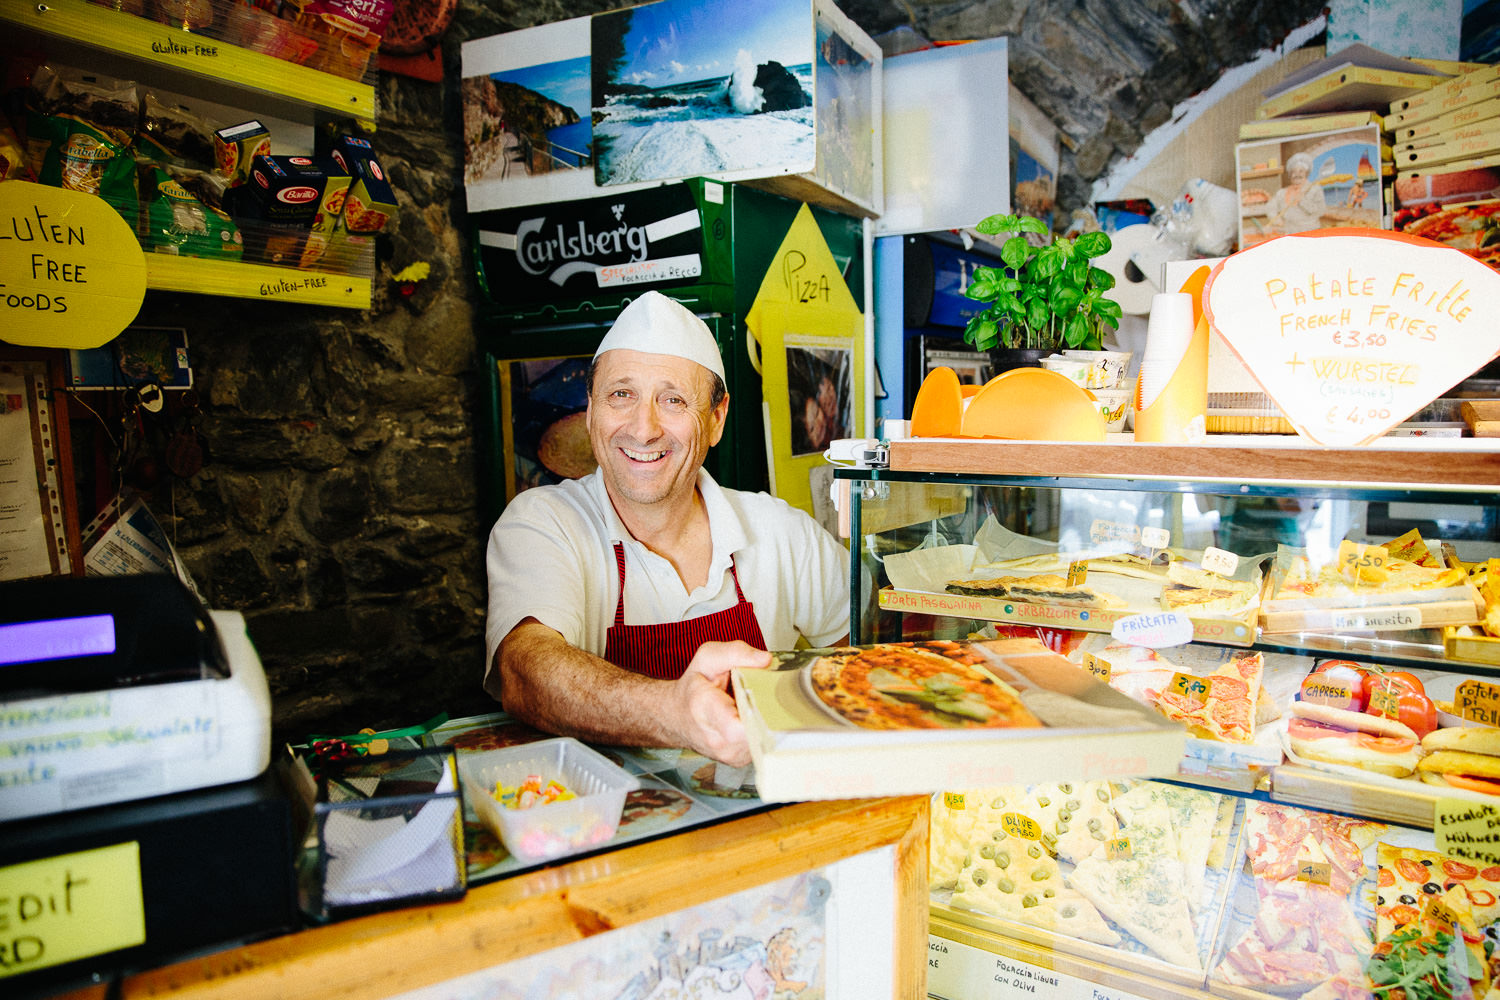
484;291;850;766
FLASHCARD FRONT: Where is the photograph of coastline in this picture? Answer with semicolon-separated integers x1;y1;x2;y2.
461;18;592;192
590;0;816;187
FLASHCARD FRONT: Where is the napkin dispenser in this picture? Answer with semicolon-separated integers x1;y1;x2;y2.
0;574;271;823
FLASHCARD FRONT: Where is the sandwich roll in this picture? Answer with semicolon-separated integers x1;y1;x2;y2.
1287;700;1421;777
1419;726;1500;794
1422;725;1500;756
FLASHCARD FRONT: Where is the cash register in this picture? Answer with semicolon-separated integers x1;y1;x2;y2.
1;573;272;821
1;575;295;994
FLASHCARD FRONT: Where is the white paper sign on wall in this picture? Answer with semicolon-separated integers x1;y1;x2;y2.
1203;228;1500;447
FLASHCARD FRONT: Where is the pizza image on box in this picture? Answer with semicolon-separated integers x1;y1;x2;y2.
806;642;1044;730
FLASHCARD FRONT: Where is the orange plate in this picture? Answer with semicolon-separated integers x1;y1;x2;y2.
910;366;964;437
960;367;1106;441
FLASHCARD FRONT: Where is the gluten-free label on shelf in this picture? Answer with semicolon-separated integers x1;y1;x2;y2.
1203;229;1500;447
0;181;146;348
928;935;1156;1000
1435;799;1500;865
0;842;145;978
1455;679;1500;727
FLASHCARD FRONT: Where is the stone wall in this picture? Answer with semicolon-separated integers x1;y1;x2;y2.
126;0;1321;745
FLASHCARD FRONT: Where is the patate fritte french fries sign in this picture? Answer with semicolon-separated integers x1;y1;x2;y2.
1203;228;1500;447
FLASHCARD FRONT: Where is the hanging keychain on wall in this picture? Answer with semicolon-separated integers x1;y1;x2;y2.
165;390;207;479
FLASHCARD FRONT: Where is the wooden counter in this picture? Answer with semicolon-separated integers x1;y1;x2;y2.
887;436;1500;490
52;796;930;1000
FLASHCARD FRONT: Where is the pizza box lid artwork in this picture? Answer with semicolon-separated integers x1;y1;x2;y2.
732;638;1187;803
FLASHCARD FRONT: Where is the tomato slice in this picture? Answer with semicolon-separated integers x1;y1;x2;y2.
1468;888;1496;907
1378;868;1396;887
1386;903;1422;927
1355;732;1415;752
1397;858;1431;883
1443;859;1479;881
1438;773;1500;796
1483;867;1500;882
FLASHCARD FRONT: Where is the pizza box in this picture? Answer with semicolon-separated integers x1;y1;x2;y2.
1444;625;1500;665
732;639;1187;803
929;781;1245;987
878;587;1259;646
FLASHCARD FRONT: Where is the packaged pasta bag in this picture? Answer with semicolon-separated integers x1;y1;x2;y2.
0;122;32;181
136;92;218;170
25;63;139;222
140;162;243;260
291;0;394;81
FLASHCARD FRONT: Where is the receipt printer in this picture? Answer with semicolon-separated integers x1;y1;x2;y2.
0;574;272;822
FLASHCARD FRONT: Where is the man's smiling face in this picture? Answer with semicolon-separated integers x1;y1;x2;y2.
587;348;727;512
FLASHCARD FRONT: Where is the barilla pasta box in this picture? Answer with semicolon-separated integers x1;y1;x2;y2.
236;154;350;266
239;155;351;232
324;133;377;174
213;120;271;187
342;155;396;234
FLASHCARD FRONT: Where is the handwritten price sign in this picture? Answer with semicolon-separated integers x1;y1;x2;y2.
1203;229;1500;446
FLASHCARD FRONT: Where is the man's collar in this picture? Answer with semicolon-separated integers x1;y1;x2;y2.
593;467;747;557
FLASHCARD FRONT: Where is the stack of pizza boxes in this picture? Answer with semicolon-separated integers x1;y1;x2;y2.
1391;61;1500;271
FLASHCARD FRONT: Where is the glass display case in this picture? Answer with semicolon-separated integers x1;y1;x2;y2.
839;438;1500;1000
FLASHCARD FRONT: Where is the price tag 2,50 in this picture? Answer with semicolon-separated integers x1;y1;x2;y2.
1202;547;1239;577
1338;539;1388;586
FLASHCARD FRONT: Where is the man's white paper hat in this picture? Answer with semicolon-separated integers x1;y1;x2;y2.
593;290;725;382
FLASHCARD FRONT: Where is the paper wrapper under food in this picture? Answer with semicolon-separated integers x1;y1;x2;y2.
1134;313;1209;443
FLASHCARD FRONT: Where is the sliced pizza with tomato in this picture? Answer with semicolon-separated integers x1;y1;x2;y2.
1375;842;1500;939
1151;652;1263;744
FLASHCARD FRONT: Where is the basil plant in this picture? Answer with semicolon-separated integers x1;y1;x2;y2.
962;213;1124;353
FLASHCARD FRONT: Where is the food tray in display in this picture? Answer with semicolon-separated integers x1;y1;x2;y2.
929;781;1246;988
1203;802;1435;1000
1444;625;1500;665
459;737;639;864
878;534;1261;647
1260;546;1484;635
879;586;1258;645
1067;637;1311;775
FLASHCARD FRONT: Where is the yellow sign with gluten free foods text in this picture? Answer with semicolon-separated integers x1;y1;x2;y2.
0;842;145;978
0;181;146;349
1203;228;1500;447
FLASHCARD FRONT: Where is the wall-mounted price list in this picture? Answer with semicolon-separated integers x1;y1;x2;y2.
1203;229;1500;447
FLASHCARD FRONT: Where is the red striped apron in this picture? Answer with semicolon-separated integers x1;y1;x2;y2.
602;541;768;680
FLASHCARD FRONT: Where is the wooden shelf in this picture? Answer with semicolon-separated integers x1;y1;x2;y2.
887;437;1500;491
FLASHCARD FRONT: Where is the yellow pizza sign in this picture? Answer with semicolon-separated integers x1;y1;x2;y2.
0;181;146;348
